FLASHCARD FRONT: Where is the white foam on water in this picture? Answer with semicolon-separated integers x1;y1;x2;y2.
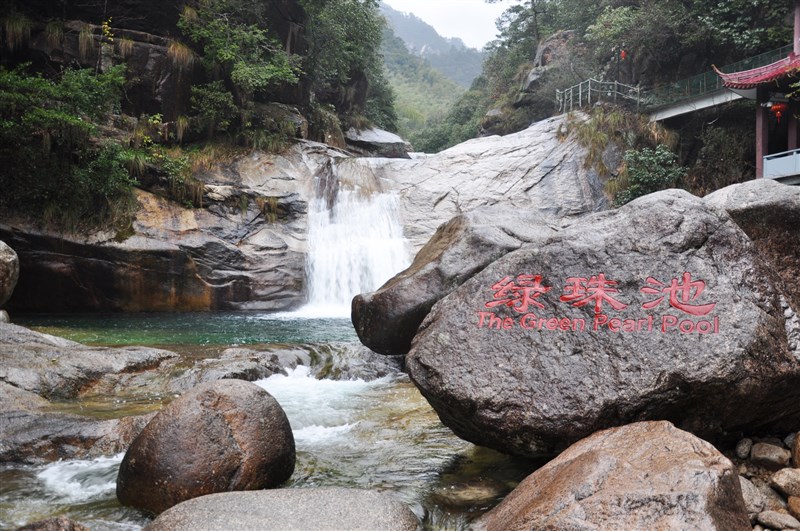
293;423;357;444
255;366;393;437
35;454;123;504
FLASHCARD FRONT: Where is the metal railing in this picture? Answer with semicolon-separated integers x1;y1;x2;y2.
556;44;795;114
556;79;642;113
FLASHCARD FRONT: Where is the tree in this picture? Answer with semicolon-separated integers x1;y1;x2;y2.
178;0;299;103
300;0;396;130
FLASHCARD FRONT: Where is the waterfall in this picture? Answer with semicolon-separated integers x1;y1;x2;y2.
301;184;410;318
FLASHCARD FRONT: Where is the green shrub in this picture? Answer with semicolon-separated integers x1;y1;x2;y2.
178;0;299;100
190;81;238;137
614;145;686;206
0;65;135;229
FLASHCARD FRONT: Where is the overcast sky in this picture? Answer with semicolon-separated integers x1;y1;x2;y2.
382;0;514;49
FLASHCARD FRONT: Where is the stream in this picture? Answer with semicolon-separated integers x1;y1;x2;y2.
2;184;536;529
1;313;535;530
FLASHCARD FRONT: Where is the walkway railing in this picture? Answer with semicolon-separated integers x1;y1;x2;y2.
764;148;800;179
556;79;641;113
556;44;794;114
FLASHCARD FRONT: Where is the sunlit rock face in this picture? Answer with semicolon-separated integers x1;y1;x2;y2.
405;190;800;458
475;421;751;531
338;113;611;253
0;240;18;308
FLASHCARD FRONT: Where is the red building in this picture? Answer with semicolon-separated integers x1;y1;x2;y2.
714;0;800;184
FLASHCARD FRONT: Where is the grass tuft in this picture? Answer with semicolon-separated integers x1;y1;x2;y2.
78;24;94;61
3;13;31;52
45;20;64;49
168;40;196;71
116;37;134;58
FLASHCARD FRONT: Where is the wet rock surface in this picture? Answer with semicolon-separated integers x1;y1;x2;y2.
0;322;395;464
0;323;177;400
406;190;800;458
0;381;154;464
14;516;91;531
144;488;419;531
475;421;750;531
116;379;295;515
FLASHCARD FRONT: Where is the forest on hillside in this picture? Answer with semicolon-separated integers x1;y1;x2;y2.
402;0;796;200
417;0;793;152
0;0;796;230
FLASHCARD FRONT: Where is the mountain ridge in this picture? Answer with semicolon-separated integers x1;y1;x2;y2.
379;1;484;87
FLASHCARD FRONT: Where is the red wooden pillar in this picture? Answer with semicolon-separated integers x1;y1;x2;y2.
756;92;768;179
789;107;799;151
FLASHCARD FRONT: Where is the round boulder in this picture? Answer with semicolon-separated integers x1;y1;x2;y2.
407;190;800;458
144;488;419;531
116;379;295;515
475;421;750;531
0;239;19;307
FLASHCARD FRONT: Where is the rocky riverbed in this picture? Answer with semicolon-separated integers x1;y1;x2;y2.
2;133;799;529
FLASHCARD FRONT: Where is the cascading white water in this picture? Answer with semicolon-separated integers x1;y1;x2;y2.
302;187;410;317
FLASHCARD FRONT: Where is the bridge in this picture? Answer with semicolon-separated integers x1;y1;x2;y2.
556;44;793;120
555;44;800;184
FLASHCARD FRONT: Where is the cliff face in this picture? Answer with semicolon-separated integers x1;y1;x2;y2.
4;0;311;119
1;114;612;313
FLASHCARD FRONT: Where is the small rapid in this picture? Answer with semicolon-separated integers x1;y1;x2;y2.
0;455;145;531
4;316;532;530
254;366;472;502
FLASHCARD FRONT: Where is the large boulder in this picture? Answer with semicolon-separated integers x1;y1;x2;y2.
352;205;561;355
705;179;800;311
116;379;295;515
145;488;419;531
475;421;750;531
0;240;18;308
344;127;412;158
406;189;800;458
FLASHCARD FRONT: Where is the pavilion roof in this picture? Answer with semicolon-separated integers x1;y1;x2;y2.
714;52;800;89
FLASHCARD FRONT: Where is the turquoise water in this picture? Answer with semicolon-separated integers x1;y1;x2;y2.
16;312;359;346
3;313;534;530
